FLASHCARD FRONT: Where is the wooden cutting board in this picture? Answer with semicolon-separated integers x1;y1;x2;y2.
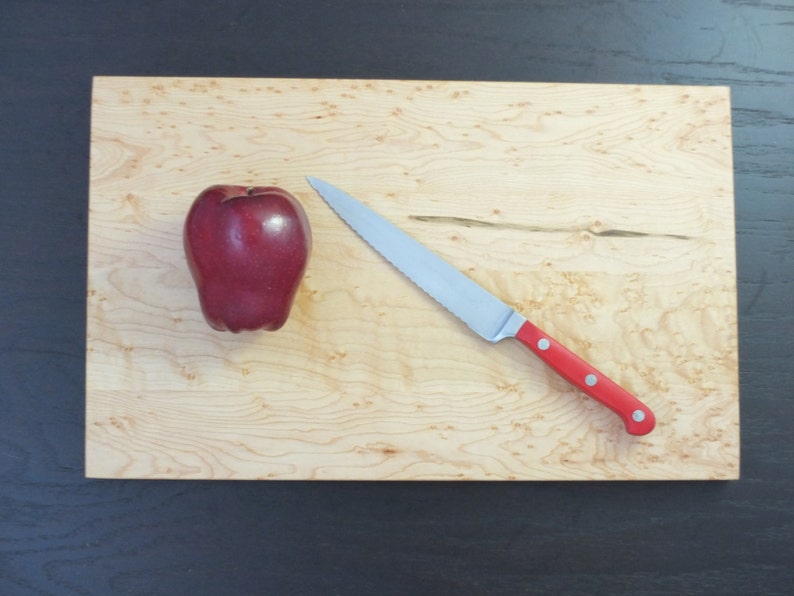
86;76;739;480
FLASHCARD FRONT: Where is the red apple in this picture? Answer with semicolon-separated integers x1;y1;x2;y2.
183;184;311;332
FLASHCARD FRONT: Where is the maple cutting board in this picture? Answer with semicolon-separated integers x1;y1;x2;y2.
86;76;738;480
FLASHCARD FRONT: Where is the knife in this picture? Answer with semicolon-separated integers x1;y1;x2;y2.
307;177;656;436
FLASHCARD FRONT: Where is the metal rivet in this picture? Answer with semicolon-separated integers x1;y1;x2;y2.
584;374;597;386
537;338;550;351
632;410;646;423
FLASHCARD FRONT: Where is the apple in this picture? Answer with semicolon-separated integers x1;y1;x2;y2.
184;184;311;332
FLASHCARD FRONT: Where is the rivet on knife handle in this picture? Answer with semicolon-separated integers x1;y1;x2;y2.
515;320;655;435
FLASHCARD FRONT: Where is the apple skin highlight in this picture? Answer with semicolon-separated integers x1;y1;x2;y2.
184;185;311;333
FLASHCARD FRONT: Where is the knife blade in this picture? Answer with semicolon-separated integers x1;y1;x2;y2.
307;177;655;436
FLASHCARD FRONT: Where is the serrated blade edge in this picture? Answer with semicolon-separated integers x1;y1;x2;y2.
307;177;525;342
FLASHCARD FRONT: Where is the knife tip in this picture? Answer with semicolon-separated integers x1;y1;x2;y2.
306;176;333;195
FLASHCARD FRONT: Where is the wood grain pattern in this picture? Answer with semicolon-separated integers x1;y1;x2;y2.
86;76;738;480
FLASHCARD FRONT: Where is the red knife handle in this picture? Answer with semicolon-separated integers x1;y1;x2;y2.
515;320;656;436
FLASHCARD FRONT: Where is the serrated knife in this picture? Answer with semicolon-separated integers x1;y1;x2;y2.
307;177;655;436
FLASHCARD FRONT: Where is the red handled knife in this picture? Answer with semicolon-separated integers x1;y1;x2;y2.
307;177;655;436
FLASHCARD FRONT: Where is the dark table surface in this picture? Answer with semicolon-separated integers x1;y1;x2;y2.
2;1;793;594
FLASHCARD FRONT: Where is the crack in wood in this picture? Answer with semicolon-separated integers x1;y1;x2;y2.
408;215;693;240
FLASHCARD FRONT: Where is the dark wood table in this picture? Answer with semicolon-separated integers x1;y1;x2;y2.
2;1;792;593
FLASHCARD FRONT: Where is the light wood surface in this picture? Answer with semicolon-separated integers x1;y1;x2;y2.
86;76;738;480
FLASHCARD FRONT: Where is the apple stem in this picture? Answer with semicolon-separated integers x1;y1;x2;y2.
246;186;255;195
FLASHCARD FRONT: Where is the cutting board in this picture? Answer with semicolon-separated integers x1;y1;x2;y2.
86;76;739;480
